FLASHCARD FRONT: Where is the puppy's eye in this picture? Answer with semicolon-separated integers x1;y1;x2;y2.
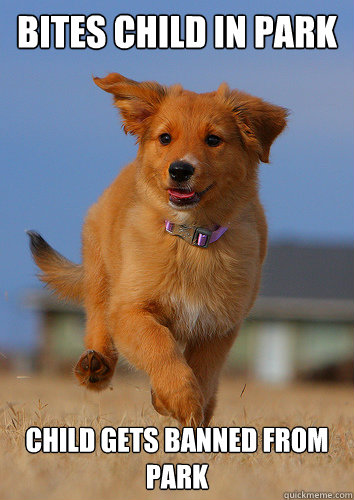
206;135;222;147
159;133;171;145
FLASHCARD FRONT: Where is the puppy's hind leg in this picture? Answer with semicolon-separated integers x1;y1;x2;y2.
74;237;118;391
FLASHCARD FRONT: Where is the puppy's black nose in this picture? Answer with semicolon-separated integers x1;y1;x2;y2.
169;161;195;182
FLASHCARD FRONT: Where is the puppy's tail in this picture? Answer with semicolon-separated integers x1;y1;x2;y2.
26;230;84;303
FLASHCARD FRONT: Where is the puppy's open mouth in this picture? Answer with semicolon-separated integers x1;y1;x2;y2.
168;185;213;208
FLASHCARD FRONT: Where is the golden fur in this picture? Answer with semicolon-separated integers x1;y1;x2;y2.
28;73;287;426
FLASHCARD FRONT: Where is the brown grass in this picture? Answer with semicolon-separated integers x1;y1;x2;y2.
0;372;353;500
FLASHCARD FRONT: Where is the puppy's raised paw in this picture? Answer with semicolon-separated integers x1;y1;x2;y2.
74;349;114;391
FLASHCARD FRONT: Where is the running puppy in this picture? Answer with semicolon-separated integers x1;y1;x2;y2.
27;73;287;426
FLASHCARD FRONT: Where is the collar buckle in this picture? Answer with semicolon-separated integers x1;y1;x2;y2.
192;227;212;248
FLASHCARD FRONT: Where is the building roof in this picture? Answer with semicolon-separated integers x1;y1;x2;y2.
250;243;354;322
260;243;353;300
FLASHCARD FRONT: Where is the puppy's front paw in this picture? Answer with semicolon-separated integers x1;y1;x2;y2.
175;385;204;428
74;350;114;391
153;375;204;427
151;390;170;416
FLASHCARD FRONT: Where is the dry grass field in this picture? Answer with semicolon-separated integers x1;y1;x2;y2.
0;371;353;500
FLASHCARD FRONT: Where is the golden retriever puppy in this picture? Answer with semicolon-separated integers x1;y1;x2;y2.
27;73;287;426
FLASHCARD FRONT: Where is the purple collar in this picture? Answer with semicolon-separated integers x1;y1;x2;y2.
165;220;228;248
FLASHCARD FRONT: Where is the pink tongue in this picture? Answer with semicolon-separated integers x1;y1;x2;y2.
168;189;195;199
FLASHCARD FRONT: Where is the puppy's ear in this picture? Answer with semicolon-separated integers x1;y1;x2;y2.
93;73;167;137
218;84;288;163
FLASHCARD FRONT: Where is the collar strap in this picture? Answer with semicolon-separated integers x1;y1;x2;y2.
165;220;228;248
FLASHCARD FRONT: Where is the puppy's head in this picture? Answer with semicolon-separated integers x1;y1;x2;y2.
94;73;287;223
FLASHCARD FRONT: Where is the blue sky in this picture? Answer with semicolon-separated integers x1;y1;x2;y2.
1;1;353;352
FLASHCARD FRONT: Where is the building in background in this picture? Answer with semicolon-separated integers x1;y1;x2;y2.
23;243;353;383
234;243;353;383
